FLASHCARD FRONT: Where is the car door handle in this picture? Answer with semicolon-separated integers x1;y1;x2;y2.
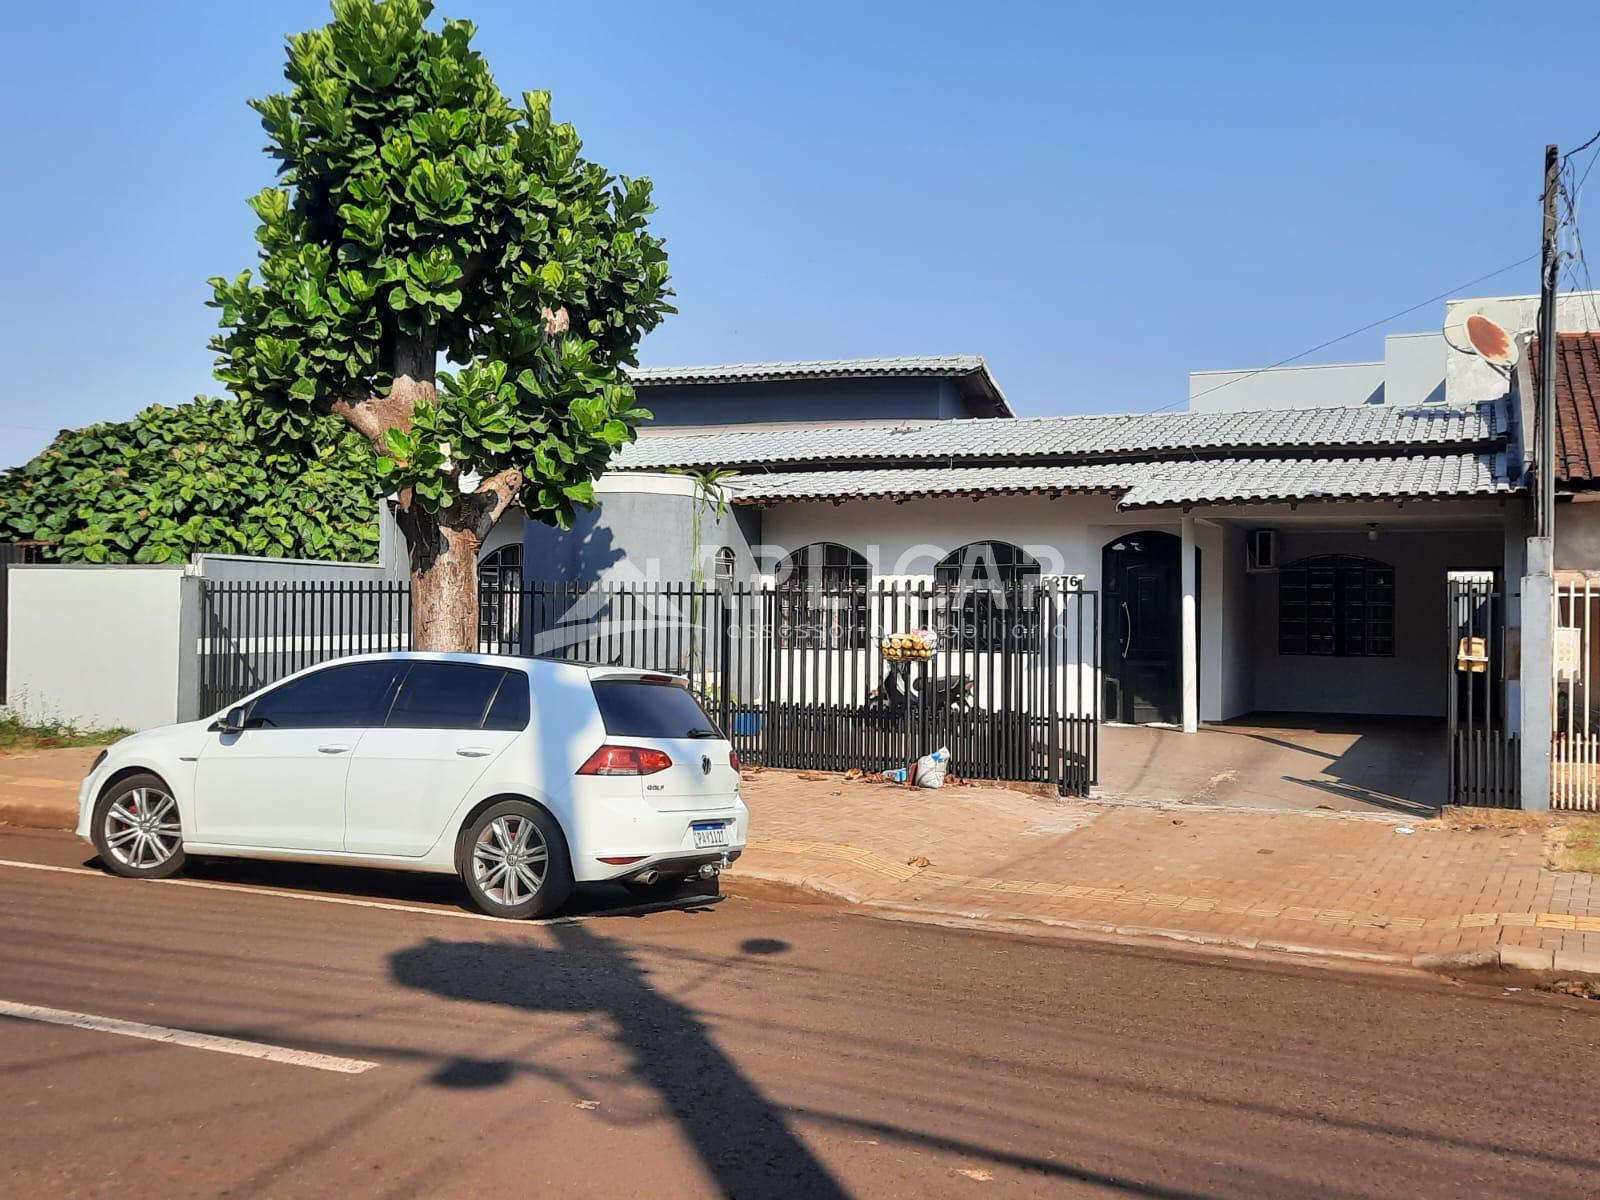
317;744;352;755
456;747;492;758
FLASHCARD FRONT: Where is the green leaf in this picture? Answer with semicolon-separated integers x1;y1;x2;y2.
383;428;414;459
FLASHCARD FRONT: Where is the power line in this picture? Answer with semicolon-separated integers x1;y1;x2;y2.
1564;126;1600;164
1153;253;1539;413
1559;167;1600;329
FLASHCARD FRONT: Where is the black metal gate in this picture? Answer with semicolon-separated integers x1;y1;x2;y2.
1445;575;1519;807
199;578;1100;796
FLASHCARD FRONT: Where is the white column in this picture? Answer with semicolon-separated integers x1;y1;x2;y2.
1180;513;1199;733
1521;535;1553;811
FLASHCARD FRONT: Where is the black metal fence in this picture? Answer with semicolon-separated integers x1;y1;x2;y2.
199;578;1100;795
1445;575;1519;808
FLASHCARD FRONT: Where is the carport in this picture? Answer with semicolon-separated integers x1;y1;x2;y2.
1095;713;1443;817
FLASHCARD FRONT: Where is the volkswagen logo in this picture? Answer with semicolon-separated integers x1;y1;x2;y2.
701;754;712;776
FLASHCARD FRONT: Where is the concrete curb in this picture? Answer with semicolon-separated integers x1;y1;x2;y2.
1414;946;1600;979
722;868;1414;972
0;801;76;833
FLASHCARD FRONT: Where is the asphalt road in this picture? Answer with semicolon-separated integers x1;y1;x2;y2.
0;826;1596;1200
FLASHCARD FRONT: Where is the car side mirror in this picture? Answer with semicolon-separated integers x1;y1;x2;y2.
213;706;248;735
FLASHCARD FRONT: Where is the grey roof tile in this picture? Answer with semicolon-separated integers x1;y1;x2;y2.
1117;452;1518;508
615;400;1505;470
723;453;1520;508
626;355;990;386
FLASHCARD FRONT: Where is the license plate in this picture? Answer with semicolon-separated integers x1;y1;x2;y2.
692;822;729;848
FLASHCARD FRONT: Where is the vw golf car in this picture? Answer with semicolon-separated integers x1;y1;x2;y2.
76;653;748;918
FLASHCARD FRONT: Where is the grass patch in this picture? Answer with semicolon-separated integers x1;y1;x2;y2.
1552;816;1600;874
0;709;131;752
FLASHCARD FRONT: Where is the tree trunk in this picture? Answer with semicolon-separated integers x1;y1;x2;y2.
408;513;484;652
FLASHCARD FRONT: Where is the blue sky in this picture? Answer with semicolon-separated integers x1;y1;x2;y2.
1;1;1597;468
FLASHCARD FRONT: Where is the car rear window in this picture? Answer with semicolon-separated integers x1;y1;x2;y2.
591;679;719;739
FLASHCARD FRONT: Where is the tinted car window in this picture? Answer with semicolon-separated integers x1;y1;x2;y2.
387;662;515;730
246;661;401;730
483;671;530;731
591;679;719;738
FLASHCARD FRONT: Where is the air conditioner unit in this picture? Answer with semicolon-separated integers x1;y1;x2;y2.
1247;529;1278;572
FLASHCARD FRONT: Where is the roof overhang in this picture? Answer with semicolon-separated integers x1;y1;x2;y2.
716;453;1523;509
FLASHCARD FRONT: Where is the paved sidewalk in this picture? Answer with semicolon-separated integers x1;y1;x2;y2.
730;769;1600;971
0;746;97;829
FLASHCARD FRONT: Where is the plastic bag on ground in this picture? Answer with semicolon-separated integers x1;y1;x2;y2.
914;747;951;789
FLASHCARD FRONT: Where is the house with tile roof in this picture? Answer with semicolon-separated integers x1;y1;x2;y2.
489;340;1540;809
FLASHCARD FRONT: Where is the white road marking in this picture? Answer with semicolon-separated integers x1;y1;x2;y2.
0;999;379;1075
0;857;715;924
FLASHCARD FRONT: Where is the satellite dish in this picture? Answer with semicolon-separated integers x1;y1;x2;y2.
1464;313;1517;365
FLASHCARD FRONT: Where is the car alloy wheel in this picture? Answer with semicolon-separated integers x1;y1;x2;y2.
103;786;182;871
472;813;549;907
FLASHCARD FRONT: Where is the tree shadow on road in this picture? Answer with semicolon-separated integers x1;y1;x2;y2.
389;923;850;1200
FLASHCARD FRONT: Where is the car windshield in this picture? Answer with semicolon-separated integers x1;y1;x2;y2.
591;679;720;739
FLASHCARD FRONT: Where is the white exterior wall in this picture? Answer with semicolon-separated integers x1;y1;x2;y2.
480;509;526;560
757;495;1241;719
1188;361;1386;413
1212;522;1255;721
7;566;194;731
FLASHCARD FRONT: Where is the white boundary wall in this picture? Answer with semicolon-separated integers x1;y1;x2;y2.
6;551;399;732
6;566;196;731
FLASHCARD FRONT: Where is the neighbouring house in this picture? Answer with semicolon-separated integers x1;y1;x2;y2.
1529;329;1600;807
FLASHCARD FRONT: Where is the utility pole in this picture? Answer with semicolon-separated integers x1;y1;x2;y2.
1522;142;1560;812
1539;142;1560;537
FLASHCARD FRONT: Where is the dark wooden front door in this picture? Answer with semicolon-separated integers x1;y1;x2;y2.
1103;532;1180;725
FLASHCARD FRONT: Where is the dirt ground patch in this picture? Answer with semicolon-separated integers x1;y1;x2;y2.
1425;806;1547;833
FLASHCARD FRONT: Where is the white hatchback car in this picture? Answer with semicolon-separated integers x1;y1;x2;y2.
76;652;749;918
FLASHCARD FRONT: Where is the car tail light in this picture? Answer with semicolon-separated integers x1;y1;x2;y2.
729;749;741;772
577;745;673;776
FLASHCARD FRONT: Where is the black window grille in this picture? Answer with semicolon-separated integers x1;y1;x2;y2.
934;542;1042;652
774;543;869;649
478;544;523;648
1278;555;1395;657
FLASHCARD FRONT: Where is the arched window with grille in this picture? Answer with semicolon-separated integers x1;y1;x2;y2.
774;542;869;648
935;541;1042;652
477;544;523;648
1277;554;1395;657
713;546;737;585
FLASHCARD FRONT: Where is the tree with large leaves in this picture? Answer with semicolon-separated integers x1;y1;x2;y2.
0;398;383;564
210;0;672;648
